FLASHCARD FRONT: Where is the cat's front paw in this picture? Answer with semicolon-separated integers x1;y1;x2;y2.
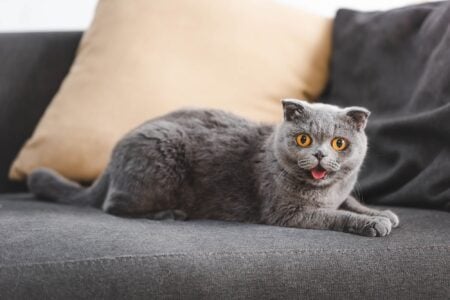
360;216;392;237
378;210;399;228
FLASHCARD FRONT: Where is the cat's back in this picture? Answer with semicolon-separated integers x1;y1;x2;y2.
122;108;273;158
164;108;256;133
139;108;273;144
169;109;273;157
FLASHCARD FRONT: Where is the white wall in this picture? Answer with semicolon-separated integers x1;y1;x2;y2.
0;0;97;32
279;0;425;16
0;0;425;32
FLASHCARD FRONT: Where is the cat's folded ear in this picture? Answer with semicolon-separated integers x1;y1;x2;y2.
345;107;370;131
281;99;309;122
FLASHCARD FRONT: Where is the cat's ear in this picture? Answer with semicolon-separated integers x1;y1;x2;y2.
345;107;370;131
281;99;308;122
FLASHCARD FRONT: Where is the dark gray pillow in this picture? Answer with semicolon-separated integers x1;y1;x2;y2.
321;1;450;211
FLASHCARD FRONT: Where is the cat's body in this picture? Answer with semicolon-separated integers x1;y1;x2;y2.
110;108;271;222
28;99;399;237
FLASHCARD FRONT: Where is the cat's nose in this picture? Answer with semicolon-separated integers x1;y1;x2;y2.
314;151;325;160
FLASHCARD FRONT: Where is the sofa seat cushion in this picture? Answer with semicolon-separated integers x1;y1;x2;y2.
1;194;449;299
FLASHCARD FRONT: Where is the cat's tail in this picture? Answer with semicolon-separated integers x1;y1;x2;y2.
27;168;109;208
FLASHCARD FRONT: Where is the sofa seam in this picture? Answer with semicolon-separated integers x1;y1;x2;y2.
0;245;448;270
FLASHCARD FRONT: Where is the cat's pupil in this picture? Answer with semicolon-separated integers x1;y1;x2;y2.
301;135;307;144
336;139;343;148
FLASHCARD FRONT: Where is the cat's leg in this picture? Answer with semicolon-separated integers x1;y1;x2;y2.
103;189;189;220
269;208;393;237
102;121;190;218
340;196;399;228
102;190;149;216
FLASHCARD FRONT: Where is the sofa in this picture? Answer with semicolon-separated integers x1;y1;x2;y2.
1;5;450;300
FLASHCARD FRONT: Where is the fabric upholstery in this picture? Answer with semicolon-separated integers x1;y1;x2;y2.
321;1;450;211
1;194;449;299
0;32;81;193
9;0;332;182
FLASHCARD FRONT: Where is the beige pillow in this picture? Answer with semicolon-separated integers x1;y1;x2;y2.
9;0;332;181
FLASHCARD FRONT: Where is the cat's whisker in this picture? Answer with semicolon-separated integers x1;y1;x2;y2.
275;169;288;182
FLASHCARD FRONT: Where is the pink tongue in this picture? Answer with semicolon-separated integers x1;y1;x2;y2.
311;168;327;180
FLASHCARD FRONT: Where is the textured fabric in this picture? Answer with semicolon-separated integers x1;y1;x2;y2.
321;2;450;210
1;194;449;299
9;0;332;182
0;32;81;193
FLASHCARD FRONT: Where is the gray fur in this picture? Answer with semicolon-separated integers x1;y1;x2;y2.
28;99;399;237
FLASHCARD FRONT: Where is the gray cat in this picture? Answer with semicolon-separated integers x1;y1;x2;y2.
28;99;399;237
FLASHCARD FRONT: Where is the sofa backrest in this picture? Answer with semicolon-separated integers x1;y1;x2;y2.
0;32;81;192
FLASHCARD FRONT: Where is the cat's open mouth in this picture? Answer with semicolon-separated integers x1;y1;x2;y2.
311;165;327;180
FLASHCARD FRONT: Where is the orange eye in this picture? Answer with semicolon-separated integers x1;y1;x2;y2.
296;134;312;147
331;137;348;151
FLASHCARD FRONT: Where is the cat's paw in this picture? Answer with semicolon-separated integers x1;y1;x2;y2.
378;210;399;228
360;216;392;237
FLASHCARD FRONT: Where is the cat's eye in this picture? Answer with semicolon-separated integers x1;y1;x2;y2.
296;133;312;148
331;137;349;151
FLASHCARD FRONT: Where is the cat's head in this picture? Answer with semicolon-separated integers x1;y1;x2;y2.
274;99;369;187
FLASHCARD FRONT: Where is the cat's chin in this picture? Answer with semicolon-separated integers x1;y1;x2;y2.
305;176;335;187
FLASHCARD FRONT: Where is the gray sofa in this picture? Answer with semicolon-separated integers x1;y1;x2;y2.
0;31;449;299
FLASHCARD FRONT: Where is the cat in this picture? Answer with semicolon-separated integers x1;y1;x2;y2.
28;99;399;237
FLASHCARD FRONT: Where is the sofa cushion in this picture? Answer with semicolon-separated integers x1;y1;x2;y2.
321;1;450;211
0;32;81;193
1;194;449;299
9;0;332;182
